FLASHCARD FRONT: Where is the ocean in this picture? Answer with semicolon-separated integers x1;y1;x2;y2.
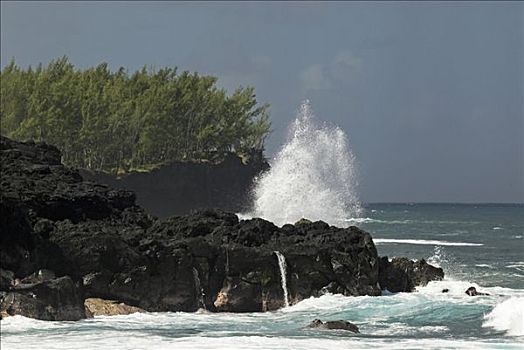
2;203;523;350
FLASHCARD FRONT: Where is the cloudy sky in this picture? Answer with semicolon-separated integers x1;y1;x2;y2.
1;1;522;203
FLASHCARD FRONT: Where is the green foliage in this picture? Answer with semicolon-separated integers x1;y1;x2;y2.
1;57;271;173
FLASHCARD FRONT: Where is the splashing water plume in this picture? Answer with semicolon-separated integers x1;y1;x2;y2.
252;100;361;227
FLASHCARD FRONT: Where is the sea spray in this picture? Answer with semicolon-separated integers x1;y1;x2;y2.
483;297;524;336
252;100;361;227
274;251;290;307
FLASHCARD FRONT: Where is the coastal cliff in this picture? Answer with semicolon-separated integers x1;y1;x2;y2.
0;137;443;320
79;152;269;218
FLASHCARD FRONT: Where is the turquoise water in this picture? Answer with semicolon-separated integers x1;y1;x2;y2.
2;204;523;349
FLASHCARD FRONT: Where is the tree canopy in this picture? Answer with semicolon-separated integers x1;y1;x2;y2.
0;57;271;173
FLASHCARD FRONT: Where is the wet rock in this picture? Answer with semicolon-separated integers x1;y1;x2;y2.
0;276;86;321
308;319;360;333
378;257;444;293
84;298;143;316
465;286;490;296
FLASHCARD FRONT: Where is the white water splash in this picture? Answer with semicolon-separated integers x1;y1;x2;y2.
274;251;290;308
252;100;361;227
483;297;524;336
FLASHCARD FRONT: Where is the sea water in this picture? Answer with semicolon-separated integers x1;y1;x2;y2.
2;203;523;350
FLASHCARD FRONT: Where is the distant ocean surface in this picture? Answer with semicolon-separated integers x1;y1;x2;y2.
2;203;523;350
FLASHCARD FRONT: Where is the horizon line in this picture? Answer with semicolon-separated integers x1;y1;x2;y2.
361;202;523;205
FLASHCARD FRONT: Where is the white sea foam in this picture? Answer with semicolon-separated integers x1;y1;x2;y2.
373;238;483;246
3;288;524;350
417;279;524;299
475;264;494;268
483;297;524;336
3;334;520;350
250;100;362;227
493;227;504;230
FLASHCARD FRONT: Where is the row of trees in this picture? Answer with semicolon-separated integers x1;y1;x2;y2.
1;57;271;173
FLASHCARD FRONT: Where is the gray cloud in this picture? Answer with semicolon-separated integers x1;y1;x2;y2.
300;50;362;93
1;2;522;203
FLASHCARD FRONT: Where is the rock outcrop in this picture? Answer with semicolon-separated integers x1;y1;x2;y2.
84;298;144;316
308;319;360;333
0;274;86;321
378;257;444;293
0;136;444;320
79;151;269;218
465;286;489;296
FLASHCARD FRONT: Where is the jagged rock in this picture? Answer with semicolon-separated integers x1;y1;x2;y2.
84;298;143;316
0;136;444;317
295;218;312;226
20;269;56;284
0;269;15;290
0;276;86;321
465;286;489;296
308;319;360;333
378;257;444;292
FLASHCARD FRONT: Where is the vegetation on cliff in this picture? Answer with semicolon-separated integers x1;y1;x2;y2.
0;57;270;173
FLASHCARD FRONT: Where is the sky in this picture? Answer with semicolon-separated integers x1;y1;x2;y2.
1;1;523;203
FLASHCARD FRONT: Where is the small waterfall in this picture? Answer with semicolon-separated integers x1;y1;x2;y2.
192;267;206;310
251;100;362;227
274;251;290;308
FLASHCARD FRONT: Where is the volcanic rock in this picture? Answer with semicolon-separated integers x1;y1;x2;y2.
378;257;444;293
308;319;360;333
0;276;86;321
0;136;444;318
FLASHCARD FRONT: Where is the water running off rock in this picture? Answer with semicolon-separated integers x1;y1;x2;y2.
274;251;290;308
192;268;206;310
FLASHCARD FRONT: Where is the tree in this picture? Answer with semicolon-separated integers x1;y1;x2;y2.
0;57;271;172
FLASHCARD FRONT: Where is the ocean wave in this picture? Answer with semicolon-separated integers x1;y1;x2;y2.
416;280;524;298
475;264;494;269
280;293;368;313
344;218;413;224
371;322;449;336
483;297;524;336
506;262;524;268
373;238;483;246
4;334;520;350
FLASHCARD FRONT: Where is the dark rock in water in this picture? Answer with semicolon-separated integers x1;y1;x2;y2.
0;135;444;317
308;319;360;333
1;276;86;320
378;257;444;293
79;151;270;218
465;286;489;296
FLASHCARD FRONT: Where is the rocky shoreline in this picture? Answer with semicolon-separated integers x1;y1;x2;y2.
0;136;443;320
